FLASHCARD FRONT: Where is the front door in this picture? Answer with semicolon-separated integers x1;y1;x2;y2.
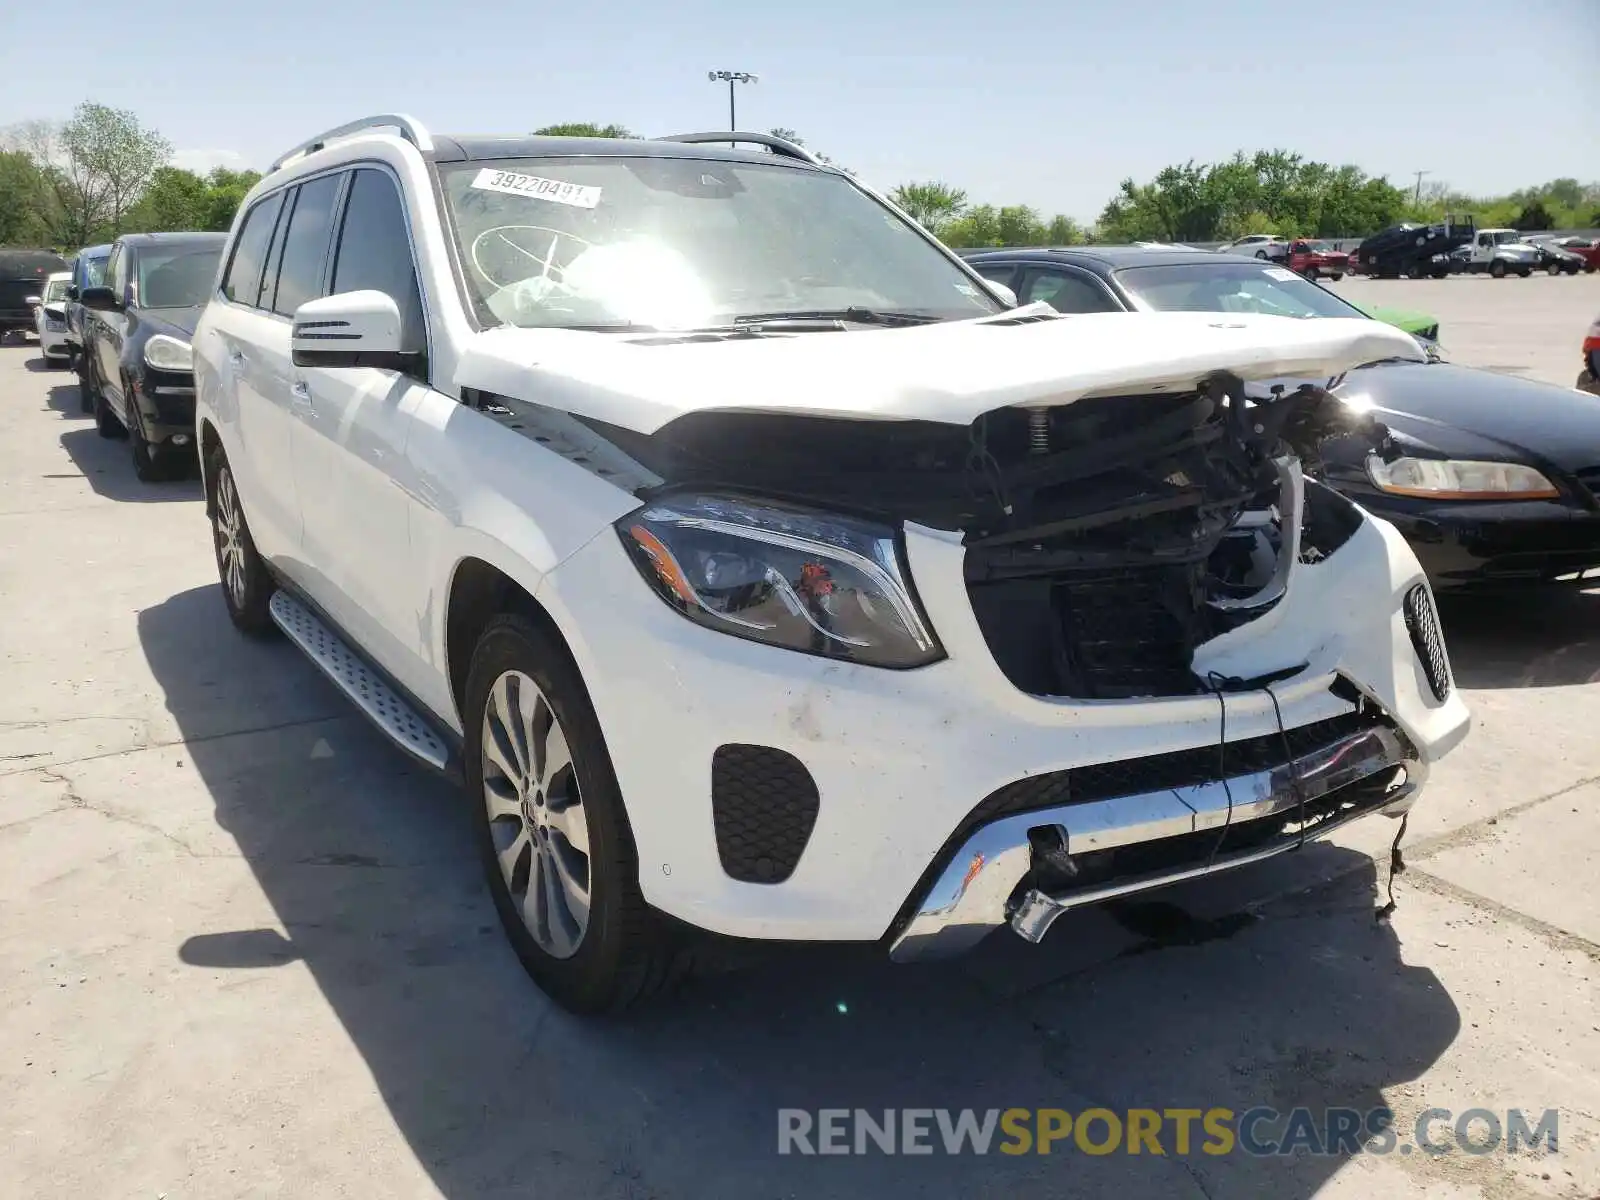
290;166;435;700
95;244;129;413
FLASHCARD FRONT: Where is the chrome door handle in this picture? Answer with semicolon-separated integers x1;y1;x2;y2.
289;381;313;410
228;350;245;366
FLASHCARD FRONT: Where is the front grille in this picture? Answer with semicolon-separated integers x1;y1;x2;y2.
1403;583;1451;701
710;744;820;884
1054;567;1205;698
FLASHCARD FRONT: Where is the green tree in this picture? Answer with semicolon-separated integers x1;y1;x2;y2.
55;102;172;241
768;127;802;144
889;181;967;235
1044;214;1085;245
122;166;208;231
532;123;632;138
1513;199;1555;231
0;149;55;245
201;167;263;231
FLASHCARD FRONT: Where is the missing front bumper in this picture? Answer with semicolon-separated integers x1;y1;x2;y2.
888;723;1424;963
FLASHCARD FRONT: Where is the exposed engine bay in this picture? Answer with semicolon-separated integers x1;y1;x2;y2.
473;373;1389;699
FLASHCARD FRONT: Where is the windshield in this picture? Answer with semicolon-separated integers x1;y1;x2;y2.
137;245;223;309
439;156;1000;330
1115;261;1369;320
1491;231;1524;245
43;277;69;303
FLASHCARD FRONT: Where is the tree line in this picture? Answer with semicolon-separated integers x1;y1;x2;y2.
3;107;1595;255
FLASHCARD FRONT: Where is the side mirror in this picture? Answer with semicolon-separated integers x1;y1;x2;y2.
985;280;1019;308
291;291;421;371
79;285;120;312
66;284;80;301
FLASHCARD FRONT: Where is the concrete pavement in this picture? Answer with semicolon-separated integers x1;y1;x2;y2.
2;283;1598;1199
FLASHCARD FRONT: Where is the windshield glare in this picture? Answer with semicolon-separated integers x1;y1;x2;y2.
137;246;223;309
440;156;1000;330
1115;262;1367;321
44;278;69;303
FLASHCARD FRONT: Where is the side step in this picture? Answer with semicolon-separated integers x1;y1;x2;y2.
268;591;451;770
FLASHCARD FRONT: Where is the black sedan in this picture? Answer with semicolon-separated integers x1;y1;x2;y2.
963;246;1600;589
79;232;226;481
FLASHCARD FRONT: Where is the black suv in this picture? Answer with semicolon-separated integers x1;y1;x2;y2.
80;232;226;481
1;248;69;340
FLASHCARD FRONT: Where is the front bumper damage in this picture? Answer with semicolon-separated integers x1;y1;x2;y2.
528;361;1470;949
890;719;1422;961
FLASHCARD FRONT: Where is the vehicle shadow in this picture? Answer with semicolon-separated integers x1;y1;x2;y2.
139;583;1460;1200
58;426;201;503
24;355;72;375
1439;586;1600;688
43;380;87;419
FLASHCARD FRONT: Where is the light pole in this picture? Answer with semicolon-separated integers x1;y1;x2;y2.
707;70;758;131
1412;170;1431;208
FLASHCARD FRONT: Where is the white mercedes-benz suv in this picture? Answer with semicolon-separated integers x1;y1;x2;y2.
192;115;1470;1013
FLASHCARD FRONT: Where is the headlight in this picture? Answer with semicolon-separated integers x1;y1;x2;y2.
1366;454;1559;500
143;334;193;372
617;494;942;668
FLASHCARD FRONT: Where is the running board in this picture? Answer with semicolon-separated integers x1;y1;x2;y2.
268;591;451;770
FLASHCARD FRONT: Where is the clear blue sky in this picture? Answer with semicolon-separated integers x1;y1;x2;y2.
3;0;1596;220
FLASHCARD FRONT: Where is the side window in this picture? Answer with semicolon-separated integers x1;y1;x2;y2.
221;191;285;306
330;168;425;350
973;264;1016;291
270;173;343;318
105;245;126;298
1020;269;1118;315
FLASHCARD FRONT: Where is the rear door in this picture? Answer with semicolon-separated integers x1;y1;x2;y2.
202;188;305;562
291;165;438;699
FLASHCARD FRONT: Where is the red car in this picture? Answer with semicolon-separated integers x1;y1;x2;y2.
1551;237;1600;273
1580;312;1600;396
1286;239;1349;280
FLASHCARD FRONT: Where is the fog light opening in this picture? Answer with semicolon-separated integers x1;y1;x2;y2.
171;433;192;447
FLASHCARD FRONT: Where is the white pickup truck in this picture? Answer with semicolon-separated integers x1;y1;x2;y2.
191;115;1470;1013
1461;228;1540;277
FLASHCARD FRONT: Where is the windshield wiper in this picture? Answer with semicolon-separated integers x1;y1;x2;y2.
726;307;944;329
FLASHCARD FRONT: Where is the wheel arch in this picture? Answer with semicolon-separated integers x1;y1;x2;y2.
444;554;583;732
198;418;224;515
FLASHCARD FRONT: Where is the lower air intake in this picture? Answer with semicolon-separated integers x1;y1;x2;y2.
711;744;820;884
1403;582;1451;701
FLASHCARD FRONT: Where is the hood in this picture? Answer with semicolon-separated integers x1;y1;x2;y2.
457;310;1425;435
139;305;203;338
1343;361;1600;473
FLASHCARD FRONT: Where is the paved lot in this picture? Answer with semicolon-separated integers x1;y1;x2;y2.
2;282;1599;1200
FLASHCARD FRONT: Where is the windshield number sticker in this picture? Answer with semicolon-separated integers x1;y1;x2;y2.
1263;267;1299;282
470;168;602;209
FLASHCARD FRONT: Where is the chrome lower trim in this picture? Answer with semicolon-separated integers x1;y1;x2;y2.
888;724;1424;963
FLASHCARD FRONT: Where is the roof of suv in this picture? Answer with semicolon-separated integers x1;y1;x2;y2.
430;134;820;170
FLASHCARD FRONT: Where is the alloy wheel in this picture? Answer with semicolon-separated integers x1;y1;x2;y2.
481;670;592;959
214;467;247;609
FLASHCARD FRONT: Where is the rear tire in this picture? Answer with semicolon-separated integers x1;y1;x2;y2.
77;354;97;414
208;447;276;636
464;614;688;1015
1330;272;1344;281
94;388;124;439
1490;260;1507;279
1547;262;1562;276
1517;267;1532;278
1304;266;1319;280
1254;250;1268;259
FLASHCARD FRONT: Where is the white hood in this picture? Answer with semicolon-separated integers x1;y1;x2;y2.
456;310;1426;435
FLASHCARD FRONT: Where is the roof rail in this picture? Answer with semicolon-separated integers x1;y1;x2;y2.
271;114;434;172
656;131;822;166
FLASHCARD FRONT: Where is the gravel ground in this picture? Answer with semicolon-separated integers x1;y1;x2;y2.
1;284;1598;1200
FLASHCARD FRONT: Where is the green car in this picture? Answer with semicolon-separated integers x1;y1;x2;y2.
1345;300;1439;344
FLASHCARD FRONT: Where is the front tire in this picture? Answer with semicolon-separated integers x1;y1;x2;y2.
77;354;97;414
1254;250;1268;259
465;614;685;1015
1330;272;1344;281
94;387;124;439
208;447;276;636
130;409;175;482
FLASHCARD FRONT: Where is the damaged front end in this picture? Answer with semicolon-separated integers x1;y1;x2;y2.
507;371;1389;701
